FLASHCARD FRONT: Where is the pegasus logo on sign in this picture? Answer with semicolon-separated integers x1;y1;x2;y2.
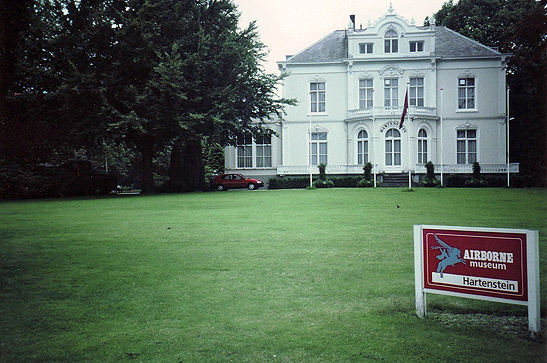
431;234;466;278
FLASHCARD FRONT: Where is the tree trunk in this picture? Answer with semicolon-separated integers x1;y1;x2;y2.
181;138;205;191
166;143;184;192
166;138;205;192
140;138;155;194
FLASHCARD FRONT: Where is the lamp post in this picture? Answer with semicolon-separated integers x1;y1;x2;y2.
309;92;313;188
439;88;444;186
371;89;377;187
372;107;377;188
506;86;510;187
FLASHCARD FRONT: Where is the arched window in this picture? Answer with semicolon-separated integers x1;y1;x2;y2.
417;128;428;164
384;29;398;53
357;130;368;165
385;128;401;166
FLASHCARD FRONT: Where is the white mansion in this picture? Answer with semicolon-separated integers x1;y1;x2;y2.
224;6;519;185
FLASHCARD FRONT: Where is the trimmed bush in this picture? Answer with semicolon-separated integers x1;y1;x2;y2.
357;178;374;187
268;177;310;189
446;174;470;187
312;164;334;188
313;179;335;188
419;162;440;187
332;176;362;187
363;162;373;180
464;178;489;187
462;162;488;187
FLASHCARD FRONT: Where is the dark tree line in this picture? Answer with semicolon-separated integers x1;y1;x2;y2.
431;0;547;185
1;0;293;195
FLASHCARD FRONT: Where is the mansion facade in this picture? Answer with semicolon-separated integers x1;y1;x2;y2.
224;6;518;185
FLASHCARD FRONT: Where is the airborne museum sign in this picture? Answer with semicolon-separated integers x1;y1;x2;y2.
414;225;540;337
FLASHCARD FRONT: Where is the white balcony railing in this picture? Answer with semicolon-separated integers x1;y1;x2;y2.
277;163;520;176
277;165;364;175
414;163;520;174
347;106;437;120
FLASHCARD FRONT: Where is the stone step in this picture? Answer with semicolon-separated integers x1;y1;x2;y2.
381;173;410;187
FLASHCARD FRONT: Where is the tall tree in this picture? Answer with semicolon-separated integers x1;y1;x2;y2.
4;0;293;194
110;0;293;193
433;0;546;185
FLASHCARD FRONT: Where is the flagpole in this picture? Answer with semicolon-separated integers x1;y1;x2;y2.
406;84;411;190
408;114;411;190
399;87;410;189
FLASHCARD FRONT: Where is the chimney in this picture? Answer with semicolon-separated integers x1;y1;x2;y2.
349;15;355;30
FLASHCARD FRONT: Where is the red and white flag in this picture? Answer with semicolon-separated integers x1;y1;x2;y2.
399;90;408;129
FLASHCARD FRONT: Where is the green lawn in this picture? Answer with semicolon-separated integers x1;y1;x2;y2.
1;188;546;362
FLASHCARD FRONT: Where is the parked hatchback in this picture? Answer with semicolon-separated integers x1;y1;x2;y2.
212;173;264;191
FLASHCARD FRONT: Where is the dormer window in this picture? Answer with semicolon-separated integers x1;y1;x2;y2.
384;29;398;53
410;41;424;52
359;43;373;54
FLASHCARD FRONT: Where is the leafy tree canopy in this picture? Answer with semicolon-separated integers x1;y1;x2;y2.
2;0;294;193
433;0;547;184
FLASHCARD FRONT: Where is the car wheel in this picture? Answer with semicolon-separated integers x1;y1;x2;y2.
248;183;256;190
217;184;225;191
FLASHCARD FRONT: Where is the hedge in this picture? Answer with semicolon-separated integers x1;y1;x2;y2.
0;161;118;199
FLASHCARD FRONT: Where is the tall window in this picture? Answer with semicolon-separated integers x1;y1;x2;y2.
237;134;253;168
384;78;398;107
357;130;369;165
310;132;327;166
457;129;477;164
384;29;398;53
310;82;326;112
410;41;424;52
417;128;428;164
410;77;424;107
385;128;401;166
458;78;475;109
359;79;373;109
255;134;272;168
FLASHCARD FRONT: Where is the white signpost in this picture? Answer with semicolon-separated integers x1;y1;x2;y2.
414;225;540;337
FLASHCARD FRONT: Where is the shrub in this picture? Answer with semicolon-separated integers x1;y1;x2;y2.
357;178;374;187
268;177;309;189
0;161;117;199
446;174;470;187
460;162;488;187
363;162;373;180
473;161;481;180
420;177;440;187
420;161;439;187
313;179;335;188
355;162;374;187
464;178;489;187
312;164;334;188
318;163;327;181
425;161;435;180
332;176;361;187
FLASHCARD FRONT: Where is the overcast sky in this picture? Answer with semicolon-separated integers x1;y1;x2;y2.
231;0;450;75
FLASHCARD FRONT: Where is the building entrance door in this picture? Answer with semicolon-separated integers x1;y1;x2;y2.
385;128;402;172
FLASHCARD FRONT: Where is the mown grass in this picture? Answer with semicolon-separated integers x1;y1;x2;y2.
0;188;546;362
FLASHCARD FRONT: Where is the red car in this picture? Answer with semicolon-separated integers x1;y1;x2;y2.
212;173;264;191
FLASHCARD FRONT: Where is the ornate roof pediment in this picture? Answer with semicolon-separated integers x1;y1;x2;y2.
379;65;404;78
